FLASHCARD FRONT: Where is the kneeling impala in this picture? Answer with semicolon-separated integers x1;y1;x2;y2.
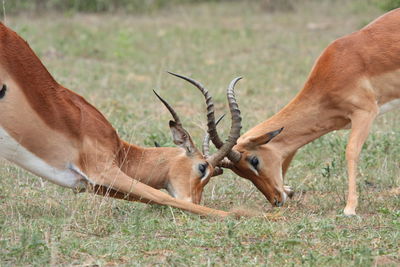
205;9;400;215
0;22;243;217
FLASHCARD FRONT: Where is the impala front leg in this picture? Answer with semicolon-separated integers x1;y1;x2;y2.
282;150;297;198
344;108;377;216
90;165;231;217
90;185;154;204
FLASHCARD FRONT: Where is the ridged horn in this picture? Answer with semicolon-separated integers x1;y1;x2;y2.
167;72;224;148
202;114;225;157
207;77;242;166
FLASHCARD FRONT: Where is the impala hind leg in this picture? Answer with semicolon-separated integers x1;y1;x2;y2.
344;108;377;216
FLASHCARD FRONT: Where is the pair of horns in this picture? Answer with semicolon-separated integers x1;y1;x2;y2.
168;72;242;166
155;72;243;167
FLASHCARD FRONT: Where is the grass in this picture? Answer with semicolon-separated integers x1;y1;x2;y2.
0;0;399;266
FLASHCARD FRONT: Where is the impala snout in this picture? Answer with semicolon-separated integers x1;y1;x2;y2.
253;178;292;207
167;176;207;204
263;183;296;207
191;187;204;205
166;182;197;204
165;157;214;205
228;150;290;207
260;181;288;207
273;190;287;207
188;163;214;204
266;181;295;207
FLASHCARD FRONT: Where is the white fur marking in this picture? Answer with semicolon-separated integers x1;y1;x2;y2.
282;191;287;204
201;167;210;181
379;99;400;115
181;197;193;203
68;163;95;185
0;127;84;188
166;182;177;198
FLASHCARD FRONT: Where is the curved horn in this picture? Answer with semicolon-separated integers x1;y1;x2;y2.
153;90;182;125
202;114;225;157
167;72;224;148
207;77;243;166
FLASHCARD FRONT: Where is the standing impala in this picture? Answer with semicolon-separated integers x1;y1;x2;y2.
203;9;400;215
0;22;243;217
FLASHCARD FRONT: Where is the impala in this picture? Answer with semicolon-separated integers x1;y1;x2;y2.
204;9;400;215
0;22;243;217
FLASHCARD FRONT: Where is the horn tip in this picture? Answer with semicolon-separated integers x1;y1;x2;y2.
230;76;243;88
215;114;226;125
167;71;180;77
153;90;165;102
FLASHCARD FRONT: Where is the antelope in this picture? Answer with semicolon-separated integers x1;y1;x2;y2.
203;9;400;215
0;22;243;217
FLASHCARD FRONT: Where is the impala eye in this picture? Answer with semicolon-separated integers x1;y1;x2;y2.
198;164;206;174
250;157;259;169
198;163;209;179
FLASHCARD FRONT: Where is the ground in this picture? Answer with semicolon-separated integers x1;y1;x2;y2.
0;0;399;266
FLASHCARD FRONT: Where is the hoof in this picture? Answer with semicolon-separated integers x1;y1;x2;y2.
343;207;357;216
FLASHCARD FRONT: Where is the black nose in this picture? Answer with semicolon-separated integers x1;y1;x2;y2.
274;197;284;207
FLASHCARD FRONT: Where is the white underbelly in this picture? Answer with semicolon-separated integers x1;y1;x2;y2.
0;127;82;188
379;99;400;115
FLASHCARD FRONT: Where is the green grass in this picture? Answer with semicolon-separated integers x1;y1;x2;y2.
1;1;399;266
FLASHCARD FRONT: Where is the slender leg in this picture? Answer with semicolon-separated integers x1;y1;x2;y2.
282;150;297;198
91;185;153;204
344;109;377;215
282;150;297;178
89;165;230;217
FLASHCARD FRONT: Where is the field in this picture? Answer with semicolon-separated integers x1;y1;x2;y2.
0;0;399;266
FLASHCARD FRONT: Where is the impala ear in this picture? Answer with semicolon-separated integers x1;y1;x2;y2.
247;127;283;147
169;120;198;156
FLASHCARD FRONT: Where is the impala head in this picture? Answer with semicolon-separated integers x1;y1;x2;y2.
159;117;214;204
152;74;241;204
226;128;288;206
214;126;288;207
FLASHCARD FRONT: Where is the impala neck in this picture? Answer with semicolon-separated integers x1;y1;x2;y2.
117;141;177;190
245;83;349;158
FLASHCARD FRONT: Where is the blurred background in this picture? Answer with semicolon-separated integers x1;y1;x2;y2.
3;0;400;14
